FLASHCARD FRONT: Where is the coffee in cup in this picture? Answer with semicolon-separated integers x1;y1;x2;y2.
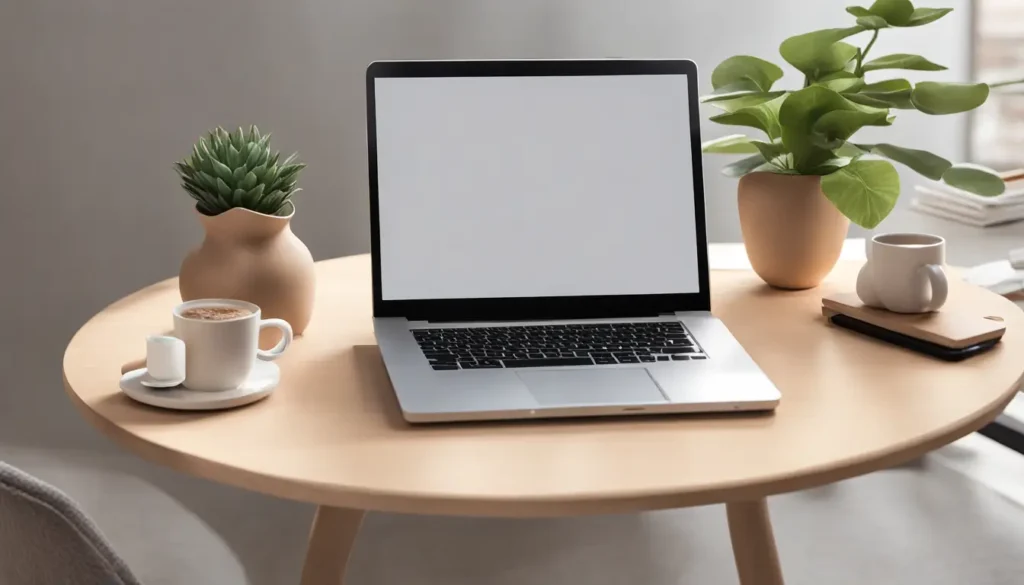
179;306;252;321
856;233;948;314
173;299;292;391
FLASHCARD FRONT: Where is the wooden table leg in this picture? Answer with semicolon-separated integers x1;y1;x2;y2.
300;505;365;585
726;498;785;585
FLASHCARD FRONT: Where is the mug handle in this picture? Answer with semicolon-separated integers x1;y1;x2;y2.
919;264;949;312
257;318;293;361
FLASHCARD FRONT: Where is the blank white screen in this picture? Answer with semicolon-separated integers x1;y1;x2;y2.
375;74;701;300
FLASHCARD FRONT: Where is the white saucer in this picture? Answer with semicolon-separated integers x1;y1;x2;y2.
119;361;279;411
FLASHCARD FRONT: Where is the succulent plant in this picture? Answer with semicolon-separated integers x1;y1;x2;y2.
174;126;306;216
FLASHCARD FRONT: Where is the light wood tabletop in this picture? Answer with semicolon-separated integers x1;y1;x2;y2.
63;254;1024;585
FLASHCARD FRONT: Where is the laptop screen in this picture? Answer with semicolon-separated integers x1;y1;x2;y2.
373;71;703;303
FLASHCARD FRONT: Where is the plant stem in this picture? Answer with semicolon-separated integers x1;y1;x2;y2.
855;30;879;77
989;78;1024;89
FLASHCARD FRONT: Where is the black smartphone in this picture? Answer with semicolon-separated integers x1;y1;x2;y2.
828;313;1000;362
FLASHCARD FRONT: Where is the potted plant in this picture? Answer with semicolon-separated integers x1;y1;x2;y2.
702;0;1019;289
174;126;316;338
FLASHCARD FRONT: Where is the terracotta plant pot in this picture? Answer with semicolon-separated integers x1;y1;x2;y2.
737;172;849;290
179;202;316;339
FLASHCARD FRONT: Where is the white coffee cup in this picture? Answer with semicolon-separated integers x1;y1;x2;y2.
173;299;292;391
856;233;949;314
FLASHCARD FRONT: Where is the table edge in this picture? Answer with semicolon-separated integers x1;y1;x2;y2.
62;271;1024;516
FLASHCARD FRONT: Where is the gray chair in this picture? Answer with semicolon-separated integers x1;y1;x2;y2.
0;461;143;585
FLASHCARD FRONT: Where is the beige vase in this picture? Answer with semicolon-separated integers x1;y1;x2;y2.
737;172;850;290
179;202;316;341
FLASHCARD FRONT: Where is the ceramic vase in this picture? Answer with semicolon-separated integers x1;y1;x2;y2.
737;172;850;290
179;202;315;340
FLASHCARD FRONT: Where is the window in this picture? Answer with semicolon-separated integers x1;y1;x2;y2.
972;0;1024;168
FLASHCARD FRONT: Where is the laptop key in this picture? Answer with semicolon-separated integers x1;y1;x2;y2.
593;356;617;364
502;357;594;368
431;364;459;370
657;347;695;354
617;356;640;363
671;355;691;361
656;355;670;361
692;355;708;360
639;356;656;363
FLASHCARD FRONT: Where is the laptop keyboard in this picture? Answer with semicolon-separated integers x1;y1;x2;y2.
413;322;706;370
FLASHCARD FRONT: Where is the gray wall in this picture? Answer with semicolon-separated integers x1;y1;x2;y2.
0;0;967;579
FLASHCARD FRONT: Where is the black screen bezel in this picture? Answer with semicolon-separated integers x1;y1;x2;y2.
366;59;711;321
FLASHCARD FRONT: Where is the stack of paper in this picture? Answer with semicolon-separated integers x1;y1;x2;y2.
911;176;1024;227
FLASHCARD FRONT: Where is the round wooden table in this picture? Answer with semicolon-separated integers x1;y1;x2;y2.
63;255;1024;585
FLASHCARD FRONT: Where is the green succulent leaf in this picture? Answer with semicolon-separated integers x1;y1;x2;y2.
903;7;953;27
911;82;990;115
240;171;258;191
868;0;914;26
855;143;951;180
942;164;1006;196
231;165;246;184
856;15;889;29
862;53;947;72
227;145;241;168
709;95;786;140
711;56;785;92
721;154;770;178
821;159;901;228
215;177;232;198
780;27;864;79
856;79;915;109
846;6;873;17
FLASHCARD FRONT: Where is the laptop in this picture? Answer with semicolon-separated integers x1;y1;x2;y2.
366;59;781;423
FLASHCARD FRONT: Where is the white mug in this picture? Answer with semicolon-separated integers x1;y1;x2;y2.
173;299;292;391
856;233;948;314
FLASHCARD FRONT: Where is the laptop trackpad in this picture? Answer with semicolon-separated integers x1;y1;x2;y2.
517;368;668;407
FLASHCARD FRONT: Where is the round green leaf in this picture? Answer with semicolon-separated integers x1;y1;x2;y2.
812;109;891;149
779;28;864;79
856;15;889;29
869;0;914;25
857;78;914;109
709;95;786;140
844;93;892;109
855;143;951;180
701;84;782;104
862;53;947;72
721;154;770;178
710;56;785;92
779;86;861;171
705;92;786;113
817;72;865;93
903;7;953;27
942;164;1006;196
702;134;760;154
911;82;990;115
821;159;901;229
846;6;873;17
